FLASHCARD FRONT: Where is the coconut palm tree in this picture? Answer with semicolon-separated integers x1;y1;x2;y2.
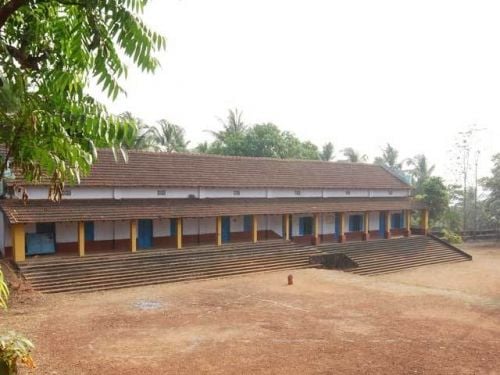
407;154;435;192
119;112;157;151
208;108;246;142
341;147;368;163
374;143;403;169
149;119;190;152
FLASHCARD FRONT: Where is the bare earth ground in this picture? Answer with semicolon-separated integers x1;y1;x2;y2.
1;242;499;375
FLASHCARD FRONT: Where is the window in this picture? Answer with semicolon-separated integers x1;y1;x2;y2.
233;190;241;196
157;189;166;196
388;190;393;195
84;221;94;241
348;215;363;232
345;190;351;195
391;213;403;229
299;217;313;235
243;215;252;232
170;218;177;236
62;189;71;196
294;190;301;196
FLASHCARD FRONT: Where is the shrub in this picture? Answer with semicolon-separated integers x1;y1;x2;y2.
0;332;35;374
442;228;463;244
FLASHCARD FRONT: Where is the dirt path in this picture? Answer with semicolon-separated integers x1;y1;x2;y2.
1;243;499;374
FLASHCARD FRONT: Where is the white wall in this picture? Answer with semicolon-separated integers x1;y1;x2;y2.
17;186;411;200
201;188;266;199
153;219;169;237
322;213;334;235
55;222;77;243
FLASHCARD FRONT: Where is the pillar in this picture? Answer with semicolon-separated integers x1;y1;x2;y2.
384;211;391;239
78;221;85;257
362;212;370;241
404;210;412;237
252;215;258;243
176;218;183;249
216;216;222;246
11;224;25;263
421;208;429;235
313;213;320;245
130;220;137;253
283;214;290;240
338;212;346;243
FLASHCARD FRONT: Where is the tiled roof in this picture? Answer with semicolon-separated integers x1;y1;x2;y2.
0;197;423;224
11;150;411;190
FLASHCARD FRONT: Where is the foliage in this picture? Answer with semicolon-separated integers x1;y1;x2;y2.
207;108;246;142
320;142;334;161
373;143;402;169
148;120;190;153
482;153;500;226
0;269;8;310
202;121;320;160
0;0;165;200
441;228;463;244
407;154;435;193
341;147;368;163
0;332;35;374
120;112;156;151
417;177;449;223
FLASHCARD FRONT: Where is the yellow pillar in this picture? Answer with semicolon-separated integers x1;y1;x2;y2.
313;213;320;245
176;218;183;249
216;216;222;246
405;210;412;237
130;220;137;252
363;212;370;241
12;224;25;263
252;215;258;243
385;211;391;239
338;212;346;243
283;214;290;240
78;221;85;257
421;209;429;235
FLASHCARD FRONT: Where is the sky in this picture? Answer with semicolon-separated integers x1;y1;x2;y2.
95;0;500;186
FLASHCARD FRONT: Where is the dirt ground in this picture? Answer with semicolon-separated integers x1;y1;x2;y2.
1;242;499;375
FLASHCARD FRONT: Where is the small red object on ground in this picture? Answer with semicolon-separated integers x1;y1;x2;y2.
288;274;293;285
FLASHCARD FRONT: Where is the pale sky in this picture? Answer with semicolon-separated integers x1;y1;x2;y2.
95;0;500;186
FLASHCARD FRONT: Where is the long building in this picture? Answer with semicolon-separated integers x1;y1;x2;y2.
0;150;428;263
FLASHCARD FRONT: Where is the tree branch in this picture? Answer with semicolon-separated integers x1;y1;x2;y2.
0;0;28;30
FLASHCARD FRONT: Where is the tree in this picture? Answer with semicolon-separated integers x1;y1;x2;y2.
208;108;246;142
0;0;165;200
148;120;189;153
374;143;402;169
320;142;334;161
120;112;156;151
341;147;368;163
407;154;435;193
419;177;449;223
482;153;500;230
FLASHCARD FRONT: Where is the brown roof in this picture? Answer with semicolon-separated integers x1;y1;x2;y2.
0;197;424;224
11;150;411;190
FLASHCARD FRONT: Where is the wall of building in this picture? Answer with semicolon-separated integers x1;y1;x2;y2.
19;186;410;200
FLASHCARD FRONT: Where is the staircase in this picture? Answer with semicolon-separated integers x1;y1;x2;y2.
315;235;471;276
18;236;472;293
17;240;318;293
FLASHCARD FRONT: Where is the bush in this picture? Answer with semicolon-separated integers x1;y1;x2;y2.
0;332;35;374
441;228;463;244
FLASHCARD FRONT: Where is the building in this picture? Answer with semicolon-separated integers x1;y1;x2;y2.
0;150;428;263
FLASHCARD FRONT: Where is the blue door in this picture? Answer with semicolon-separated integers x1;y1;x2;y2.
379;212;386;237
138;219;153;249
334;215;341;239
222;216;231;243
27;223;56;255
